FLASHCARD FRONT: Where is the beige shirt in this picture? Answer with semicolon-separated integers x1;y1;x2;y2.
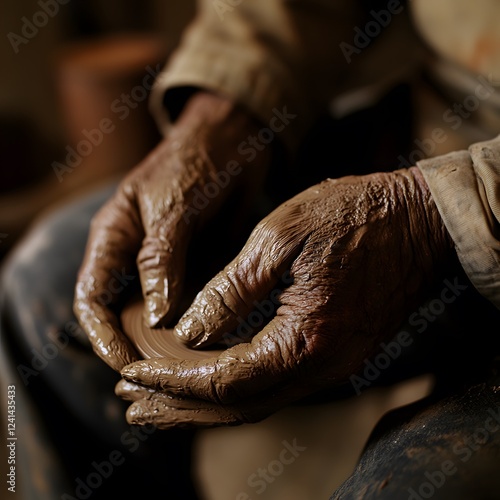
150;0;500;309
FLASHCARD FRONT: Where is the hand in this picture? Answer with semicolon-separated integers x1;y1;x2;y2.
74;91;271;371
119;167;456;428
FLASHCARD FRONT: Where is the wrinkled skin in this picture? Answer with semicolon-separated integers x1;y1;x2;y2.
73;91;270;372
118;167;457;428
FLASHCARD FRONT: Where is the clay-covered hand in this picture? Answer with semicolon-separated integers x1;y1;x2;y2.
120;167;456;428
74;91;270;371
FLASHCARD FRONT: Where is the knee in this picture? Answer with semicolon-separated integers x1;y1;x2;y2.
1;191;107;349
1;217;74;330
1;184;117;331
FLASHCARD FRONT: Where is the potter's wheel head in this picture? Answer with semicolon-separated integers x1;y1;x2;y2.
121;298;224;360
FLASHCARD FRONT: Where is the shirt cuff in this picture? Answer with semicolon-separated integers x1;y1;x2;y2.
417;134;500;309
148;48;311;154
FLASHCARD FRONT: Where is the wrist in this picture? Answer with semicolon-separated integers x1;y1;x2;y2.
169;90;272;173
174;91;263;138
407;166;456;275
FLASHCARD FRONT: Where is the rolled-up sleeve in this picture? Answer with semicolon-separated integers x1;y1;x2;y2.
417;135;500;309
149;0;367;148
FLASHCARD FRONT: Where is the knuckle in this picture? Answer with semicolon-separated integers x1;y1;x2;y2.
72;299;83;318
89;204;110;230
252;217;280;242
207;284;235;316
212;379;239;405
88;214;102;233
209;369;239;404
137;236;174;269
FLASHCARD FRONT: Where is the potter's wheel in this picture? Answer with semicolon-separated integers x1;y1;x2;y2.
121;298;224;360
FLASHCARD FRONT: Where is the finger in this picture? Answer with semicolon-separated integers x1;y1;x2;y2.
173;204;308;348
121;306;312;405
125;395;240;429
116;380;230;411
74;291;139;371
74;187;143;371
137;230;188;328
124;374;317;429
115;379;155;402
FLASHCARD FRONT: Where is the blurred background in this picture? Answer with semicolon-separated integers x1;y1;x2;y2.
1;0;196;261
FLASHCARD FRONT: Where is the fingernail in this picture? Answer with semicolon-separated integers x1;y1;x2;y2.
127;404;150;424
145;293;168;327
121;367;138;380
175;315;204;345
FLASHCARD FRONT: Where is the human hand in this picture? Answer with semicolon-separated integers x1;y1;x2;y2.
74;91;271;371
119;167;455;428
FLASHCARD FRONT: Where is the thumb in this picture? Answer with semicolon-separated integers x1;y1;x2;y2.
174;222;301;349
176;189;314;347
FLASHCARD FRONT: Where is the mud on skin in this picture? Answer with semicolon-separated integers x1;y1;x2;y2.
118;167;457;428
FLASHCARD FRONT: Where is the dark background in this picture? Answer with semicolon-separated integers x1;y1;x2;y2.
0;0;196;260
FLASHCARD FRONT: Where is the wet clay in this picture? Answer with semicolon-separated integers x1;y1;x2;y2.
117;168;458;429
120;298;225;360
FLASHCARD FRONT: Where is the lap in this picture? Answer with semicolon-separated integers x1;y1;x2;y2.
331;374;500;499
331;285;500;499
